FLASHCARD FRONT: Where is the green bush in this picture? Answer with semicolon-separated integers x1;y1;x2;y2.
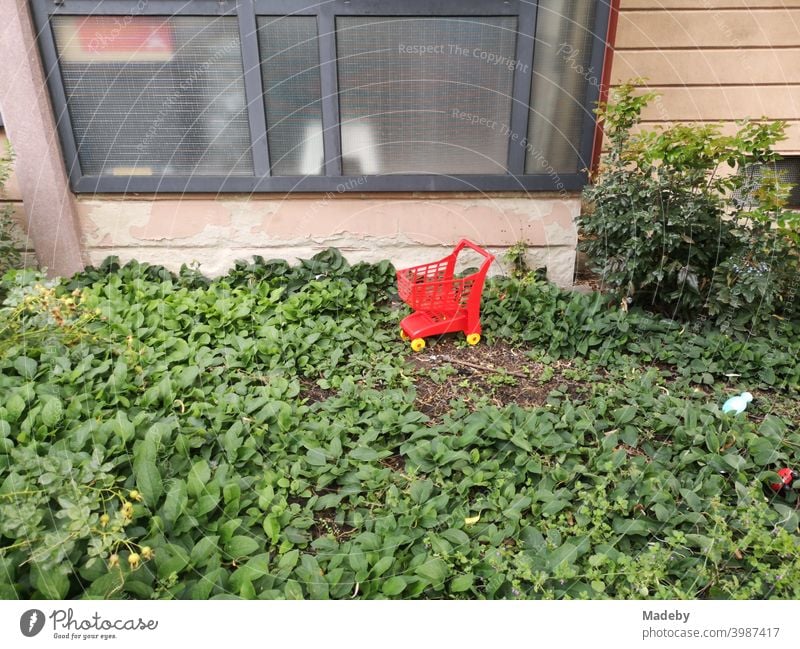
0;141;21;282
579;82;798;330
707;172;800;331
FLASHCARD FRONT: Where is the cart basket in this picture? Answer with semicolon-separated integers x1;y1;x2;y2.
396;240;494;316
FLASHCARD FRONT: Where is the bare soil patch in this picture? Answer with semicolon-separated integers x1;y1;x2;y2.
407;337;589;421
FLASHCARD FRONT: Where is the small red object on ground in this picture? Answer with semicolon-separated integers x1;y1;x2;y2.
396;239;494;352
769;467;798;493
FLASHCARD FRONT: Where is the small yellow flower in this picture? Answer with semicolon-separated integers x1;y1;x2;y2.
108;553;119;568
128;553;141;569
99;514;110;527
121;501;134;519
141;546;154;560
129;489;142;502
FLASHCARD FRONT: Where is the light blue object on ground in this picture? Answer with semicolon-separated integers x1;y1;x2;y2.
722;391;753;414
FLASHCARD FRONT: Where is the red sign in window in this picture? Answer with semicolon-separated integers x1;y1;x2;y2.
55;16;174;62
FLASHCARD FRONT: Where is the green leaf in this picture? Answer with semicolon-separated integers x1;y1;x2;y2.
278;550;299;572
520;526;545;551
162;479;187;526
591;580;606;593
225;536;261;559
111;412;135;443
156;544;190;579
441;529;470;546
133;458;162;505
548;542;578;570
6;394;25;421
705;429;720;454
306;448;328;466
14;356;37;379
32;563;69;598
723;454;748;472
263;515;280;545
409;479;434;505
612;517;650;536
653;504;672;522
298;555;329;599
284;580;304;600
349;447;379;462
187;460;211;497
191;536;220;567
509;433;533;452
372;556;394;577
41;397;64;428
177;366;200;389
749;438;780;465
759;367;777;385
614;405;637;425
415;558;449;587
381;576;407;596
773;504;799;532
349;551;368;574
680;489;704;512
541;499;569;516
450;574;474;593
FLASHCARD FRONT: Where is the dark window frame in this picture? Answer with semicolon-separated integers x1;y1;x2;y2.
31;0;612;194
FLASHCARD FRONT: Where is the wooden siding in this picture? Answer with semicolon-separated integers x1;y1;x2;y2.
611;4;800;153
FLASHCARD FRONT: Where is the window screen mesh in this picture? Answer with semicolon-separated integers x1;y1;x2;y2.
51;15;252;176
336;17;517;175
735;158;800;209
526;0;597;175
258;17;323;176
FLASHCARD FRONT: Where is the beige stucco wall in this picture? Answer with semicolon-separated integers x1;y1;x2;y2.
77;193;580;286
612;1;800;154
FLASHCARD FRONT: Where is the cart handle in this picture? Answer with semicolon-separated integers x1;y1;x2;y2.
454;239;495;263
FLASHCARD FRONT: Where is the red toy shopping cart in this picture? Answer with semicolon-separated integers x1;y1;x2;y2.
396;239;495;352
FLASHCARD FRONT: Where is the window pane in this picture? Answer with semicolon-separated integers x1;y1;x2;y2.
51;16;252;176
336;17;517;175
258;17;323;176
526;0;597;174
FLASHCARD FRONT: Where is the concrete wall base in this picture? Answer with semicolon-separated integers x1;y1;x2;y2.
77;195;580;287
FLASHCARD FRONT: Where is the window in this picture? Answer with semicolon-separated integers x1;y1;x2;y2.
33;0;611;193
527;0;598;174
258;16;323;176
735;157;800;210
336;16;517;175
51;15;252;177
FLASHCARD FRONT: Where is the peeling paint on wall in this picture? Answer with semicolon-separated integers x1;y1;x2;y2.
76;195;581;287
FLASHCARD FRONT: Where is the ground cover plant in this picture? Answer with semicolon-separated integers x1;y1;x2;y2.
0;252;798;600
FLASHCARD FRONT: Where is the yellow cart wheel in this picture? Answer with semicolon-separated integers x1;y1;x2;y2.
410;338;426;352
400;329;410;341
466;333;481;346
